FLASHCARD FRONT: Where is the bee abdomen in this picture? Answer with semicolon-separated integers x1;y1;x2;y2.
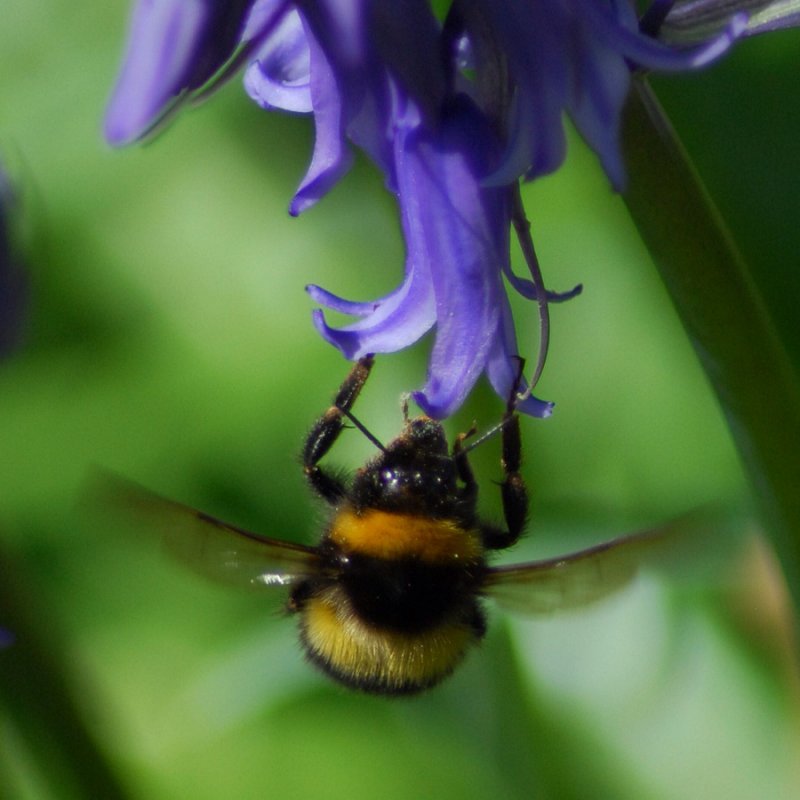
297;586;486;695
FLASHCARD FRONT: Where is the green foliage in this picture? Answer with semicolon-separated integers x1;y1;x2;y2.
0;4;798;799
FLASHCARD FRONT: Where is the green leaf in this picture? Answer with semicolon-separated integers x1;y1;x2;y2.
621;77;800;618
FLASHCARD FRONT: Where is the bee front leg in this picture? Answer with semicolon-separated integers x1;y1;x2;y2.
302;355;374;504
481;411;529;550
452;423;479;502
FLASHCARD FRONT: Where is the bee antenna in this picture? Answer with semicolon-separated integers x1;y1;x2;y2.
458;362;525;458
457;416;516;457
337;406;387;453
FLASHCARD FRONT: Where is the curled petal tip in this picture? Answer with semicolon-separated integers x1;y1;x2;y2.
103;119;132;148
103;96;164;146
551;282;584;303
311;309;366;359
731;12;750;37
306;284;380;316
409;390;448;421
288;191;308;216
527;398;555;419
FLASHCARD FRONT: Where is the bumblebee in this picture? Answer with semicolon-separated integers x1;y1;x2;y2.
100;356;715;695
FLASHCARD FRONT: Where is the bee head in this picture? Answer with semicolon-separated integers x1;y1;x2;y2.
351;415;462;515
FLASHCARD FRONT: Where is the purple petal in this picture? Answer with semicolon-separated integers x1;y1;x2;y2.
105;1;206;144
296;0;440;192
585;2;748;70
307;240;436;358
305;284;380;316
469;0;570;185
241;0;292;41
488;92;567;186
502;261;584;303
485;294;554;418
288;20;353;215
104;0;257;145
403;101;507;418
743;6;800;37
258;0;448;213
244;9;312;113
310;261;435;358
369;0;446;122
565;25;631;191
172;0;295;109
660;0;800;42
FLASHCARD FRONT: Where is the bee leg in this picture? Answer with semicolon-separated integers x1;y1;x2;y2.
452;423;479;502
302;355;375;504
501;411;529;542
482;356;529;549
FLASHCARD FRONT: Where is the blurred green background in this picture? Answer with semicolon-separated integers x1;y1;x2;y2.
1;3;799;799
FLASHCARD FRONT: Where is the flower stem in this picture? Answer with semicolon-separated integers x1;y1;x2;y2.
621;77;800;612
510;184;550;398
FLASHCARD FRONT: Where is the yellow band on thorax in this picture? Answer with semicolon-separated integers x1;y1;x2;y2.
329;508;483;563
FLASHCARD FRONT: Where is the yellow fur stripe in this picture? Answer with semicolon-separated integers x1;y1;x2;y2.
302;587;474;690
329;508;483;563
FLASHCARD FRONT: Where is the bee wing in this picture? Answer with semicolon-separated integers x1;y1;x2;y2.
484;509;742;615
83;469;320;589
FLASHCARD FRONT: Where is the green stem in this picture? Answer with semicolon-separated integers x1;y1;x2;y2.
621;77;800;611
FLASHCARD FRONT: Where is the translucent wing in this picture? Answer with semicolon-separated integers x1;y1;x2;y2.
484;509;741;615
84;469;320;589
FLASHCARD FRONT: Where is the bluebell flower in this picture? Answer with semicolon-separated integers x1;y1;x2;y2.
105;0;256;144
459;0;746;190
0;626;14;649
308;95;563;418
656;0;800;42
105;0;751;417
0;167;28;358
